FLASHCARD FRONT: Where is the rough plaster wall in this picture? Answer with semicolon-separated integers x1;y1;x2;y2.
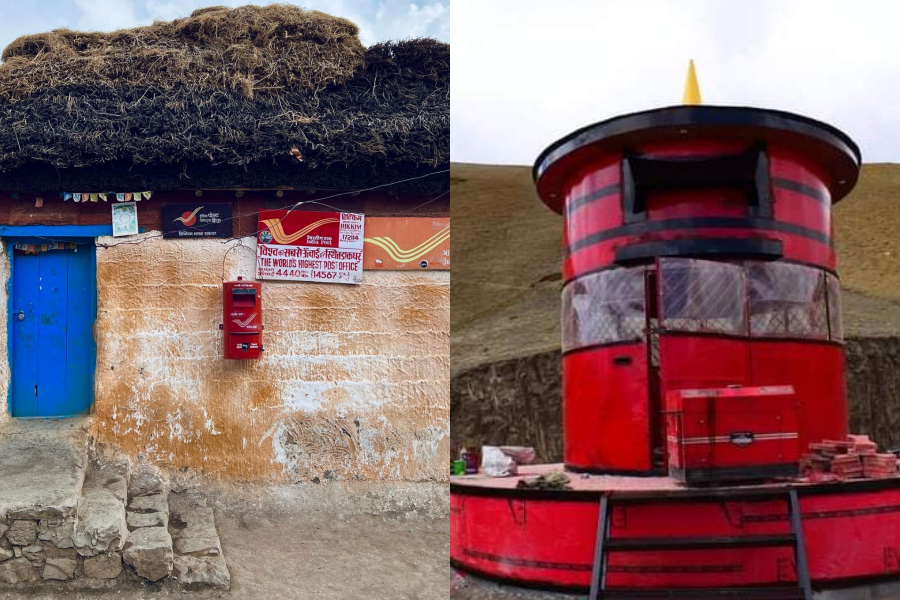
0;241;9;428
91;233;449;482
451;351;562;462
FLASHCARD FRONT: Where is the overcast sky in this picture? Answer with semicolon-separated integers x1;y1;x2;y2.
452;0;900;165
0;0;448;50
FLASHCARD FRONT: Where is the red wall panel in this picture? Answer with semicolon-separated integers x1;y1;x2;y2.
563;344;651;472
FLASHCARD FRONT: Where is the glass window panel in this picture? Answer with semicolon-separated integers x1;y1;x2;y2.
748;262;828;339
562;267;645;351
826;273;843;342
660;258;747;335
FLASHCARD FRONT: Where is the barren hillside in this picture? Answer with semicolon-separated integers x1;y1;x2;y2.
451;162;900;375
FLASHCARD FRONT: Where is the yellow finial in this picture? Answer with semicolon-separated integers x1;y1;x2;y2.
682;59;702;105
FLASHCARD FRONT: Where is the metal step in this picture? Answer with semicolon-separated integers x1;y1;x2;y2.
605;533;796;551
598;587;806;599
589;489;811;600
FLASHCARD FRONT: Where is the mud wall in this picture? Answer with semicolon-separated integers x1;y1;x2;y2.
450;338;900;462
845;337;900;446
0;190;449;481
450;350;562;462
88;234;449;482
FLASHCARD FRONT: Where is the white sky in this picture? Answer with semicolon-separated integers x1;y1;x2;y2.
0;0;449;51
452;0;900;165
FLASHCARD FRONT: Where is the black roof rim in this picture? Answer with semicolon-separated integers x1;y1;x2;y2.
533;105;862;183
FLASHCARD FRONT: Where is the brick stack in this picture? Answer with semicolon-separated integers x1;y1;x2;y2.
863;454;899;479
830;453;862;478
800;435;898;481
848;434;878;454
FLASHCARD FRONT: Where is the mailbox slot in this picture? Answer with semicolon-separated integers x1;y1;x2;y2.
232;287;257;308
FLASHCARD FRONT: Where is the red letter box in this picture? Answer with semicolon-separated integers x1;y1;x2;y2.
222;277;263;359
665;385;800;484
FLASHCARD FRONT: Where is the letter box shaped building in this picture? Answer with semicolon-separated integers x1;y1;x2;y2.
535;105;859;475
450;67;900;595
223;277;263;359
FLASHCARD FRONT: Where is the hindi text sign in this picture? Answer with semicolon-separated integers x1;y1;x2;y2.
256;209;364;284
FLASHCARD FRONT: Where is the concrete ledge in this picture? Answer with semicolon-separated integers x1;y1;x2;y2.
0;422;88;522
176;480;451;520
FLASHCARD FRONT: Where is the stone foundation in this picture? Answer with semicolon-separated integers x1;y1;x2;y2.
0;465;228;590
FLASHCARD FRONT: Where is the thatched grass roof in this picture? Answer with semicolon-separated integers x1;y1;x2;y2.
0;5;449;192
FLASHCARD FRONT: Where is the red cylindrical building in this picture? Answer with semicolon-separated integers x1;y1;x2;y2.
534;105;860;475
452;88;900;596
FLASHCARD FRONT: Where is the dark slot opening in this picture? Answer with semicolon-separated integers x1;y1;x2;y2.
621;143;772;222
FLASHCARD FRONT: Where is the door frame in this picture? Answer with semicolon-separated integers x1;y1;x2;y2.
3;225;110;418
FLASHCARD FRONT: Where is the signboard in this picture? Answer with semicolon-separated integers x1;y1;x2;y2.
111;202;139;237
163;204;232;238
255;209;364;284
363;217;450;270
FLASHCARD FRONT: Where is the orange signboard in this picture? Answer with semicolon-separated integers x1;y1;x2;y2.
362;217;450;270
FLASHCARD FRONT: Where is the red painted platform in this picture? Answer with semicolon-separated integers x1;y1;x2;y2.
450;464;900;593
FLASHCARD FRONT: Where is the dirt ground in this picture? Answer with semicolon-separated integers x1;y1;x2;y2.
451;572;573;600
1;481;449;600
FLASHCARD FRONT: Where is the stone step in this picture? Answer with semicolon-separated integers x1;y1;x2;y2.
0;422;90;585
168;498;230;589
1;442;228;591
0;423;88;523
122;472;173;582
123;526;173;582
74;469;129;557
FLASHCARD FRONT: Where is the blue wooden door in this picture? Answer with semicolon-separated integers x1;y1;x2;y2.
11;245;94;417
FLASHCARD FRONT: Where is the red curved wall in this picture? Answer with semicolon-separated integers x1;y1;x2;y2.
562;139;836;283
564;345;651;472
560;137;847;473
451;484;900;591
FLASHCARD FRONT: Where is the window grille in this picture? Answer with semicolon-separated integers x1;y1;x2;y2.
562;267;645;351
660;258;747;336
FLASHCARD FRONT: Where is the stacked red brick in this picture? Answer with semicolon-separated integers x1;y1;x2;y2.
800;435;897;481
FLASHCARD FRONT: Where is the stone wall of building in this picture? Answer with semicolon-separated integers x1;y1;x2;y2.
89;234;449;482
0;227;449;483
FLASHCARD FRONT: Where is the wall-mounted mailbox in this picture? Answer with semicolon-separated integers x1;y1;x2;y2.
222;277;262;359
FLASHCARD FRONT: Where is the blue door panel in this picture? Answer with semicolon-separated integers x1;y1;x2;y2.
11;254;39;417
66;248;94;409
10;243;94;417
38;251;69;416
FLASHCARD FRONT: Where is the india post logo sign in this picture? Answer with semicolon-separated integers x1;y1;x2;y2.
362;217;450;270
255;209;364;284
162;203;232;238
